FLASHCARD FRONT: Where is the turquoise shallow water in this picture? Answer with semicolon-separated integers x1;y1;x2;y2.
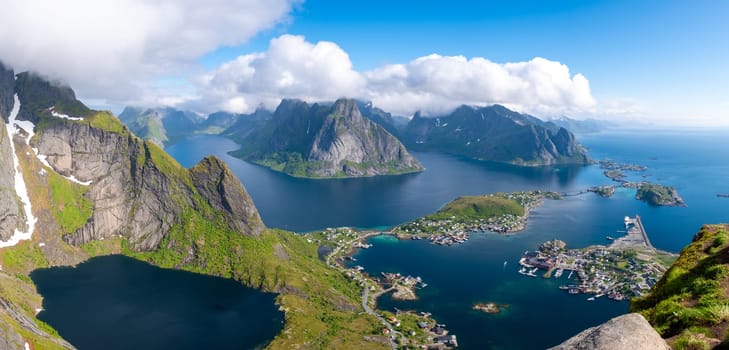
159;128;728;349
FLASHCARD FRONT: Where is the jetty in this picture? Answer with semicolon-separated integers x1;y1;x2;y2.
611;215;652;249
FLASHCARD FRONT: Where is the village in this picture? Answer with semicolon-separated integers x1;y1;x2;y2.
306;227;460;349
517;216;676;301
392;191;557;246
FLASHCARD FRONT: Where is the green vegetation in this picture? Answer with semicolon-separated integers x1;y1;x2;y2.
15;72;92;118
123;209;386;349
636;182;685;206
427;195;524;221
88;111;128;135
394;191;550;237
632;225;729;347
47;171;92;234
0;241;48;273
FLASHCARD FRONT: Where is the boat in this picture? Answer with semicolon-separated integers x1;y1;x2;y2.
587;297;595;301
503;261;508;268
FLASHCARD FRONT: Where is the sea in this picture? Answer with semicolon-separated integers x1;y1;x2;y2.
34;128;729;349
166;128;729;349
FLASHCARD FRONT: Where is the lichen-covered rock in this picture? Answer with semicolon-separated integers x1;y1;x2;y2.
549;313;669;350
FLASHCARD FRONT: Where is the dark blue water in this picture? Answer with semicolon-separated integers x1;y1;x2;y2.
166;129;729;349
31;255;284;350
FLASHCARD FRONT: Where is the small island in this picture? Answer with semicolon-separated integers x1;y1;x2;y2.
596;159;686;207
587;185;615;198
391;191;560;245
635;183;686;207
473;302;509;314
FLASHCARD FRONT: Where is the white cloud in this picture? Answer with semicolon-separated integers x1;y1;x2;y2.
201;35;365;112
0;0;299;101
365;55;596;116
200;35;597;117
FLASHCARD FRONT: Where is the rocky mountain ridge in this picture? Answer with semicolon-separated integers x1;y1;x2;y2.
233;98;423;178
402;104;591;166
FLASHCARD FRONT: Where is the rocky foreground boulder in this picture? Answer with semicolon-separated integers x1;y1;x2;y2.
549;313;669;350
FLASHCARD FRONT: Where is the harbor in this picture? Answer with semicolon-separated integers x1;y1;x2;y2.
517;215;676;300
306;227;459;349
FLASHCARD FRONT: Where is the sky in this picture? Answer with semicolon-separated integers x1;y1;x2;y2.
0;0;727;125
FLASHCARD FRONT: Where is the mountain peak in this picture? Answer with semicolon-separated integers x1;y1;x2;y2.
232;98;423;178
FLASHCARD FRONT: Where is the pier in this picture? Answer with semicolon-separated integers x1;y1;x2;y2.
634;215;653;249
610;215;653;249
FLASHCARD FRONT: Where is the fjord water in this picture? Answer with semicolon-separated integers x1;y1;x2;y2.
31;256;283;350
165;128;729;349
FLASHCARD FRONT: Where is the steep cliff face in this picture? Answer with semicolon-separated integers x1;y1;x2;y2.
402;105;590;166
0;123;19;242
550;313;669;350
190;156;263;236
0;62;20;242
5;74;264;251
234;98;423;178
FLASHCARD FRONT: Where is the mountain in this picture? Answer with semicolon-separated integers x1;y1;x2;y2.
354;100;401;137
0;64;389;349
221;108;272;143
118;107;204;147
402;104;591;166
548;116;617;134
232;98;424;178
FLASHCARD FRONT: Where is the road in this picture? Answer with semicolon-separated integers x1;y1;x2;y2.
362;287;399;350
323;230;400;349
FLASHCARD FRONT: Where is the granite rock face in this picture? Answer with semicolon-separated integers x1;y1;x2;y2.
549;313;669;350
403;104;590;166
235;98;423;178
0;124;19;242
190;156;264;236
0;63;19;241
34;121;263;250
20;77;264;251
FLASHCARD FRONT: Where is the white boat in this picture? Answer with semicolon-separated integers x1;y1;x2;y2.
587;297;595;301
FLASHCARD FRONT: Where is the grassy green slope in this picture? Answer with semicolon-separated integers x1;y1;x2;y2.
426;195;525;221
632;224;729;349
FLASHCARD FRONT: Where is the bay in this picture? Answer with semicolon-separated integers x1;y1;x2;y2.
164;128;729;348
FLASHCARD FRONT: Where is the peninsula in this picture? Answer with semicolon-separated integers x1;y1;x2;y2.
391;191;560;245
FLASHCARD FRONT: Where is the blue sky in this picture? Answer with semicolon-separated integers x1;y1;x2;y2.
2;0;727;125
197;0;729;125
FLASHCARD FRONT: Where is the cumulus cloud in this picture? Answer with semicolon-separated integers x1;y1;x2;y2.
200;35;365;112
201;35;597;117
0;0;299;101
